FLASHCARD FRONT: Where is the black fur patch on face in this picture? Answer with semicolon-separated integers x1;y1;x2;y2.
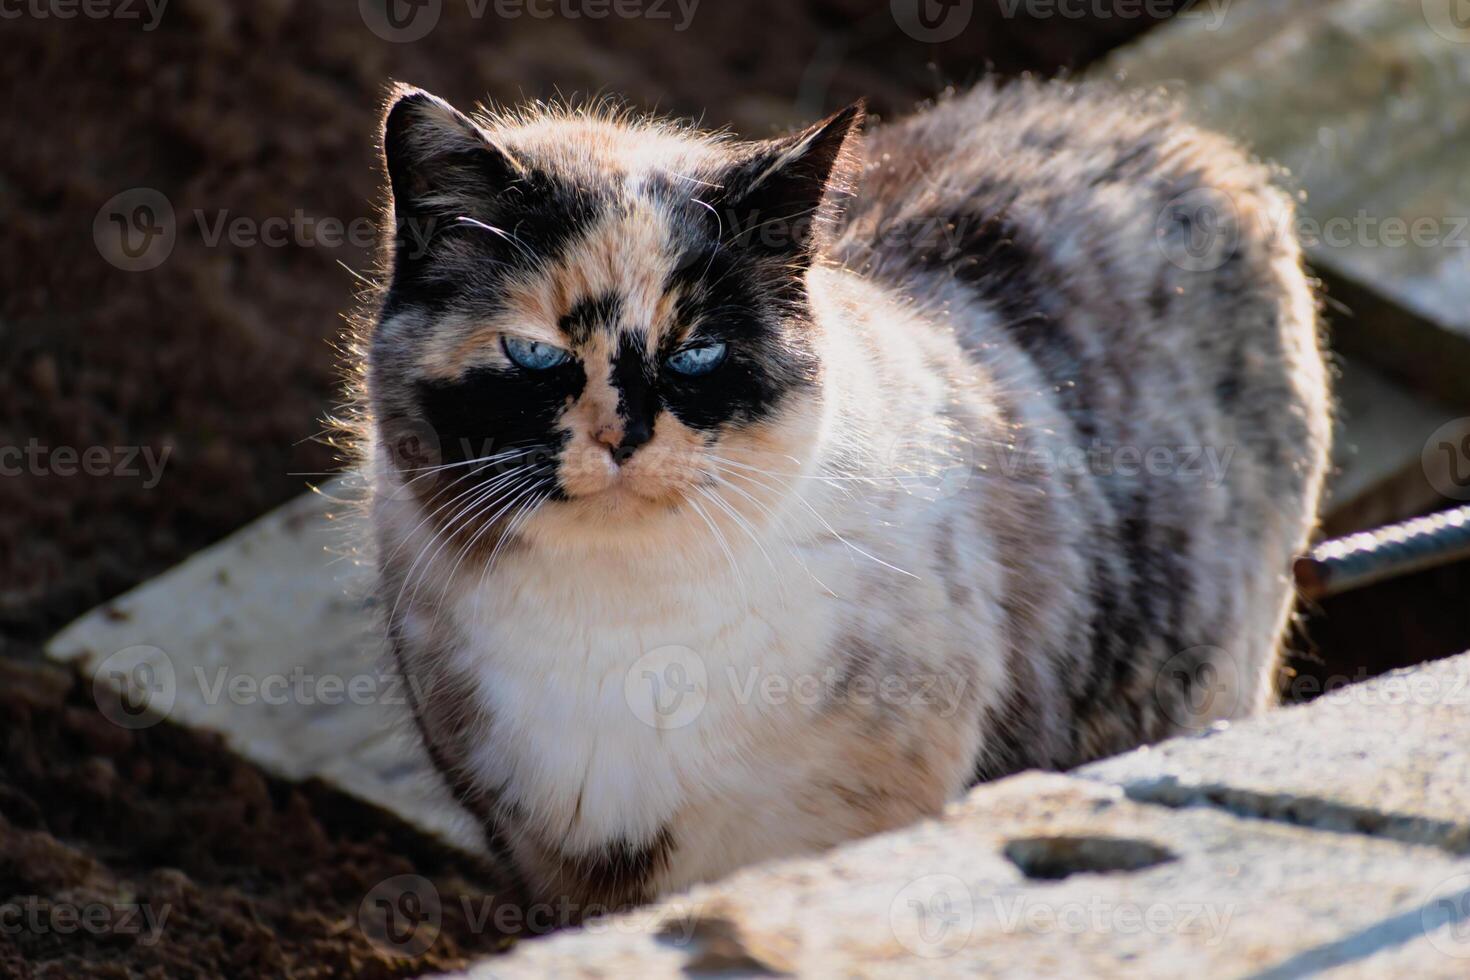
611;332;658;452
386;170;608;323
656;241;820;433
560;293;624;346
414;361;585;500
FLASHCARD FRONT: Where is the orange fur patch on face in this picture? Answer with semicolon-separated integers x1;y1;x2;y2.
556;332;620;499
617;412;707;500
551;206;681;344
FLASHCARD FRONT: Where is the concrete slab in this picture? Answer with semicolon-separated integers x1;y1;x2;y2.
450;772;1470;978
45;477;483;854
1079;653;1470;856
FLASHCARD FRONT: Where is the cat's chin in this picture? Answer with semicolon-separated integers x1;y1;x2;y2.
560;480;690;518
519;486;717;559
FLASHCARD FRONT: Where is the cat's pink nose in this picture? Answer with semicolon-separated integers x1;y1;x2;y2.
594;423;625;451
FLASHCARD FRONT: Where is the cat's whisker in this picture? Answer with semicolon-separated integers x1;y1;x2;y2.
378;468;509;572
411;471;554;635
664;171;724;191
380;461;540;570
387;465;542;626
715;463;918;581
713;448;982;496
436;473;549;603
424;481;533;635
703;474;815;572
465;487;549;632
720;474;839;596
452;216;542;267
481;487;551;586
690;196;724;241
386;451;538;519
685;494;747;598
698;485;779;580
707;454;879;487
396;445;541;477
441;475;553;631
388;477;508;628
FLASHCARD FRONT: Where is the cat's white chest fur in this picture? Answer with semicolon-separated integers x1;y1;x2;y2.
439;540;847;855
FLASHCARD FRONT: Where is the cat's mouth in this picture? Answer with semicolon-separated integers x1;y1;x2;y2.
555;439;708;509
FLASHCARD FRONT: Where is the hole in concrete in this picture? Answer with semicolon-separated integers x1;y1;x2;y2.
656;913;792;976
1002;835;1177;880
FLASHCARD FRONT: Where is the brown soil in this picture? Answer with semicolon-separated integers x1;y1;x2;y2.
0;659;522;978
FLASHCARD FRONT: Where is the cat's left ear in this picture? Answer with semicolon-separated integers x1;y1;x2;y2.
718;101;866;262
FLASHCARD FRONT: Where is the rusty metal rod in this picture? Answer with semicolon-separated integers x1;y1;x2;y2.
1294;503;1470;601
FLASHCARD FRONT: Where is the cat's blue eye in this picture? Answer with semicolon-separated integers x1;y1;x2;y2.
503;336;572;371
666;342;728;377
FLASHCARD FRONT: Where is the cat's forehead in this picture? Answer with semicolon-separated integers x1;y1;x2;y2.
478;122;733;348
488;114;734;185
498;199;698;350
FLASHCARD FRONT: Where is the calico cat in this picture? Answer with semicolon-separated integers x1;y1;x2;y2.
356;80;1330;914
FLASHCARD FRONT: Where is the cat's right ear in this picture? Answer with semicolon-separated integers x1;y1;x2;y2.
381;85;525;227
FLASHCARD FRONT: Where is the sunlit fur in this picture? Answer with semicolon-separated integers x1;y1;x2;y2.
350;80;1332;913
